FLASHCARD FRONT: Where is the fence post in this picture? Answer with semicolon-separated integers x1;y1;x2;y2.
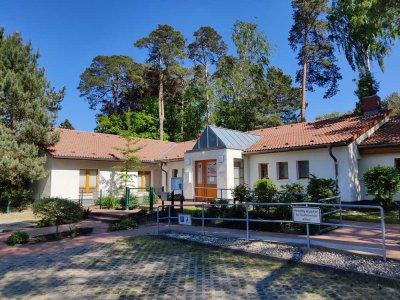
149;187;154;212
180;193;183;213
202;204;205;236
246;203;249;240
125;187;130;210
220;189;223;201
168;205;171;226
305;203;310;249
157;206;160;235
380;207;387;261
99;189;102;209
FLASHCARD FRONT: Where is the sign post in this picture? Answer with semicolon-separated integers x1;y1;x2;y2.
292;205;321;249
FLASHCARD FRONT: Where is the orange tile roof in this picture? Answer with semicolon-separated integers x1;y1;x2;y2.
158;140;196;161
360;115;400;147
245;113;388;153
48;129;177;162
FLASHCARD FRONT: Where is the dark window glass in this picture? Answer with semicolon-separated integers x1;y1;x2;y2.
277;162;289;180
259;164;268;178
395;158;400;171
297;161;310;179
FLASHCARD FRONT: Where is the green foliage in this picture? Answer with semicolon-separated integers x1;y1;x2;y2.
144;193;159;205
306;175;338;201
232;184;252;202
32;198;83;234
59;119;75;130
113;136;142;190
354;71;379;100
78;55;144;115
109;218;138;231
329;0;399;73
289;0;341;121
277;183;305;203
188;26;227;123
0;29;64;211
253;178;279;202
315;112;346;120
6;231;29;245
135;24;186;140
382;92;400;115
97;195;120;209
363;166;400;207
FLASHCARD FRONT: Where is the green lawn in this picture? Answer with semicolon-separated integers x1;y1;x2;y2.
333;210;399;224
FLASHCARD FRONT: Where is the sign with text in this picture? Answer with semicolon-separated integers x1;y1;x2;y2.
292;207;321;224
178;214;192;226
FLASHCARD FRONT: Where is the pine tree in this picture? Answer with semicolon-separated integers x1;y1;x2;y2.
59;119;75;130
0;28;64;211
289;0;341;122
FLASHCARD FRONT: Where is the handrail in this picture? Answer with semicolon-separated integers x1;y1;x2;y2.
156;201;386;261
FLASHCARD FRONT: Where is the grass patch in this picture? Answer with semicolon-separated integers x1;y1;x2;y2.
333;210;399;224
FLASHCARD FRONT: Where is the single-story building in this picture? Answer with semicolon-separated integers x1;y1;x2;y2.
33;96;400;202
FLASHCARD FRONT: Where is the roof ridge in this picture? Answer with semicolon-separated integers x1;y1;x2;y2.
155;142;179;161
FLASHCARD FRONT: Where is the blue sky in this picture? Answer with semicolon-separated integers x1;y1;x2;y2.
1;0;399;132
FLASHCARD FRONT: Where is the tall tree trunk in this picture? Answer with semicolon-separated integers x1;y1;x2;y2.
301;33;308;122
205;63;210;125
158;71;164;141
366;45;371;73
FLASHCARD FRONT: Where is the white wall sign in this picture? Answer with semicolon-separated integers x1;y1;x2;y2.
178;213;192;226
292;207;321;224
217;155;224;163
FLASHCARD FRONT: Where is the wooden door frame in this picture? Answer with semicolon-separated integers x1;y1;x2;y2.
194;159;217;200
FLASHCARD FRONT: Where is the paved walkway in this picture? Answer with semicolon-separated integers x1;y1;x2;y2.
1;235;399;299
157;222;400;260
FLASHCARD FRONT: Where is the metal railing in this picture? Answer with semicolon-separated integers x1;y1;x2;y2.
156;201;386;261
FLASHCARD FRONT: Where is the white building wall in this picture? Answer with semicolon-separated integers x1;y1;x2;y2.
44;157;161;200
245;146;358;202
183;149;243;199
359;153;400;201
162;160;185;192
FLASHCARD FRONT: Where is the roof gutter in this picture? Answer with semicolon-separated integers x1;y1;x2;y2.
244;142;348;155
160;162;168;193
328;145;339;188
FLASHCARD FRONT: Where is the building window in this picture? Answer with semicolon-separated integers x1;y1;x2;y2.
297;160;310;179
234;159;244;186
259;164;268;179
137;171;151;191
277;162;289;180
79;169;98;193
395;158;400;171
172;169;178;178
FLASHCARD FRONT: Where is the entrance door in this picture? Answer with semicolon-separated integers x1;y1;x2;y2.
195;160;217;201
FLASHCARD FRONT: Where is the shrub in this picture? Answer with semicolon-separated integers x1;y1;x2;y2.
232;184;252;202
306;175;338;201
277;183;305;203
33;198;83;234
109;218;138;231
144;193;159;205
6;231;29;245
364;166;400;207
136;208;148;216
253;178;278;202
98;195;119;209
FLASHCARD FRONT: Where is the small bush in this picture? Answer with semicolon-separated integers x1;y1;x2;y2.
7;231;29;245
233;184;252;202
277;183;305;203
364;166;400;207
109;218;138;231
253;178;278;202
33;198;83;234
143;193;159;205
99;195;119;209
306;175;338;201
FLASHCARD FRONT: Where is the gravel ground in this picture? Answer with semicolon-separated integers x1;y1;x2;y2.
164;231;400;279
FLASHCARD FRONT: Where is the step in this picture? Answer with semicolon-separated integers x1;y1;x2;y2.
89;215;121;224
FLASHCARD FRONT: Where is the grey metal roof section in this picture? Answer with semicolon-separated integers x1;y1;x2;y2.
192;125;261;151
